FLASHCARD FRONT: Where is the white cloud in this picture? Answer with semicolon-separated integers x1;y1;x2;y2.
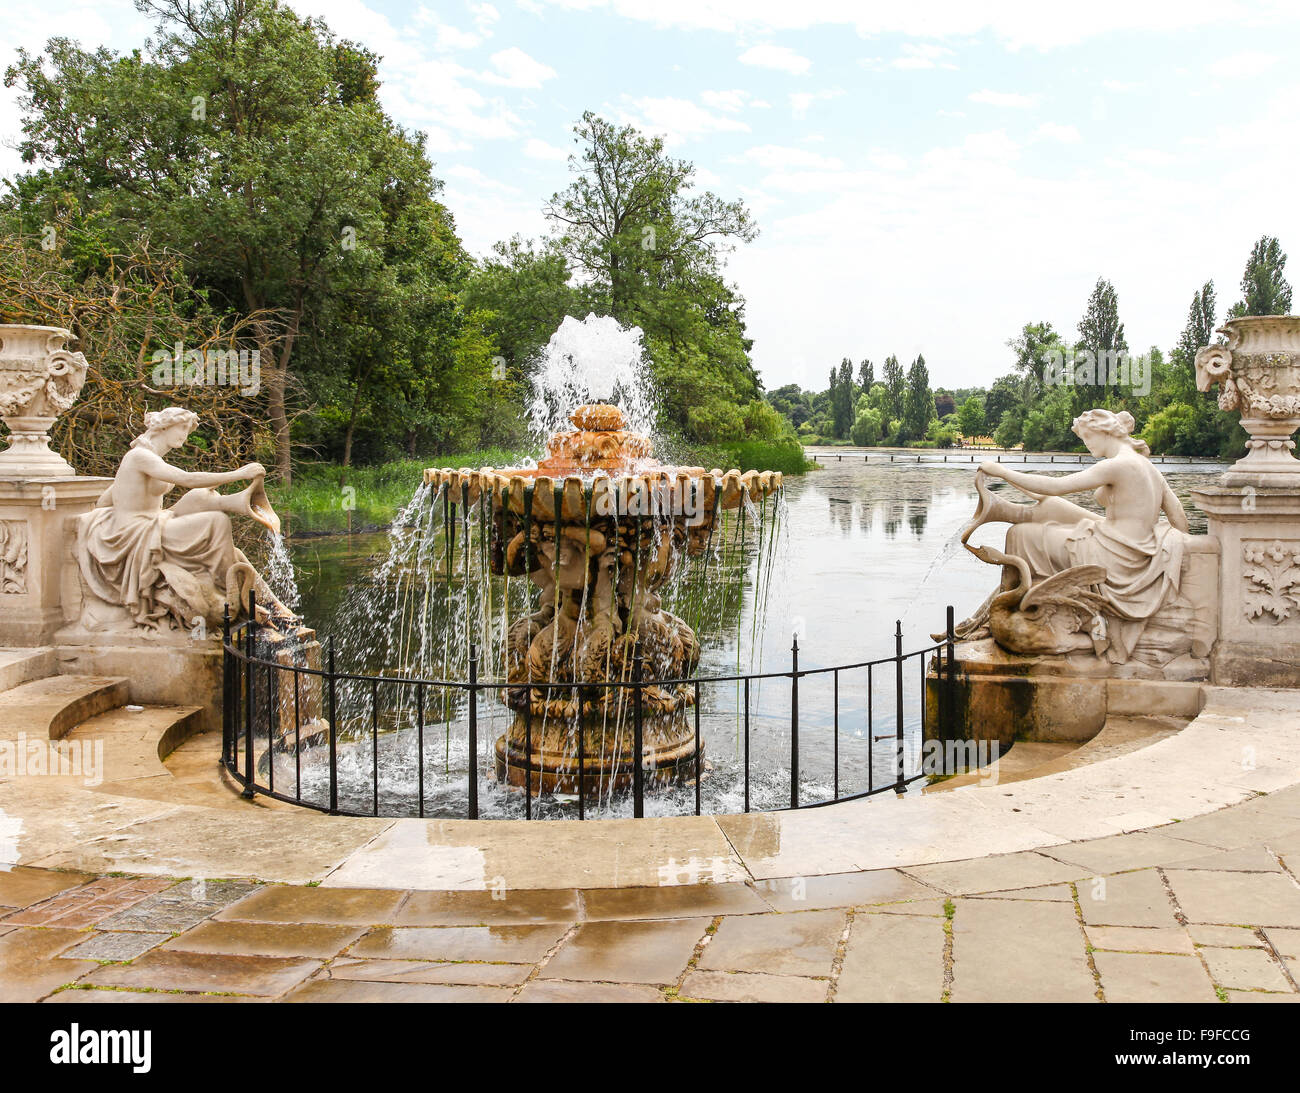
1033;122;1081;143
864;42;958;70
619;96;751;142
1207;51;1280;78
790;89;842;119
522;137;569;161
968;89;1038;108
481;47;557;88
739;44;811;75
702;89;752;113
1102;79;1141;91
741;144;844;170
515;0;1272;51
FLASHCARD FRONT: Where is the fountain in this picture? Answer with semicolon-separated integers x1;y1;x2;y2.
421;316;783;794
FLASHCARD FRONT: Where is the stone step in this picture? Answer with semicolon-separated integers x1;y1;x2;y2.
0;674;129;742
0;648;56;694
926;714;1186;793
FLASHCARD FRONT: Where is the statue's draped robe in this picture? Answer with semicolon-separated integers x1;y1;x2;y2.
1006;516;1188;663
77;507;235;628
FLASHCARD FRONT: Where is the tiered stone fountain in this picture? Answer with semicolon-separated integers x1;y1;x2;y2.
424;403;782;794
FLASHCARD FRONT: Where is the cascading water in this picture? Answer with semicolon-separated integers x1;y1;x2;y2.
277;314;791;818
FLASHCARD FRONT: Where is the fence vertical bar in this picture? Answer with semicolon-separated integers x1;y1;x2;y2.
633;645;644;819
293;669;301;801
468;644;479;820
371;679;379;817
416;683;425;818
575;679;584;821
327;636;338;815
242;590;256;798
221;606;231;767
832;668;839;801
894;619;905;795
743;677;751;813
524;693;533;821
790;636;800;809
945;605;956;753
867;663;874;794
693;679;701;817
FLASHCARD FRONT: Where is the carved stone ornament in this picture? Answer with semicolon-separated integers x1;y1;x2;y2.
0;324;89;477
1241;539;1300;624
1196;316;1300;480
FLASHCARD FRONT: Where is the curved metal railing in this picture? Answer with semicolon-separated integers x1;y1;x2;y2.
220;595;970;820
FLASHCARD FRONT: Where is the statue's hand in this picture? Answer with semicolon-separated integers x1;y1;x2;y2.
978;461;1003;479
238;462;266;480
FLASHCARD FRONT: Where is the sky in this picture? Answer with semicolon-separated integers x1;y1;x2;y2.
3;1;1300;392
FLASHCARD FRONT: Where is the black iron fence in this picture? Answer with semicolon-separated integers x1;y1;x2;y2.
221;594;970;820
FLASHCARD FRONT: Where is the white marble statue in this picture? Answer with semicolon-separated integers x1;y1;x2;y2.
74;407;291;633
956;409;1194;664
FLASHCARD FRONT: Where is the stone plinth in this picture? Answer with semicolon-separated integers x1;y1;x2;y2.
1192;483;1300;688
0;476;111;647
925;638;1206;748
54;629;223;734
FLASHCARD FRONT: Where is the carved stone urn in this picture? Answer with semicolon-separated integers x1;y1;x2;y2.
1196;316;1300;484
0;324;89;476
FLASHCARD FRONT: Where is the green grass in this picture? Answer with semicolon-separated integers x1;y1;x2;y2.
271;437;811;537
269;448;525;534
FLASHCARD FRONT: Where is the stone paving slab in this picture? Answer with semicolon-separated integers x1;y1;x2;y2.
1078;869;1179;928
581;881;770;920
84;949;322;996
750;869;935;912
902;851;1090;896
1190;924;1266;948
162;920;366;959
950;898;1097;1003
1043;831;1208;872
1085;925;1195;955
0;927;100;1002
326;957;532;986
697;908;846;977
1166;869;1300;927
539;918;709;984
285;978;511;1002
835;912;945;1002
350;924;569;963
514;980;664;1003
44;987;251;1003
680;970;828;1003
1092;951;1219;1003
216;884;405;925
97;880;260;932
1200;946;1295;993
0;866;92;909
3;875;173;927
392;888;581;926
63;930;171;962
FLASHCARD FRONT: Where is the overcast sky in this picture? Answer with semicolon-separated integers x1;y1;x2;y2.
4;0;1300;391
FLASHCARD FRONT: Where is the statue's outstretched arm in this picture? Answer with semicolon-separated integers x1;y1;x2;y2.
981;460;1112;499
133;448;264;491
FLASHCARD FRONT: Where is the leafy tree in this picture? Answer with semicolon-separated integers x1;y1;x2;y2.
957;396;985;438
1229;235;1293;317
1077;278;1128;405
5;0;478;481
1008;321;1064;394
900;353;934;442
858;358;874;391
881;354;905;421
831;357;855;438
850;406;883;446
543;111;762;443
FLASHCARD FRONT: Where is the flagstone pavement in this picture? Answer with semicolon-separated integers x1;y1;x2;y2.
3;785;1300;1003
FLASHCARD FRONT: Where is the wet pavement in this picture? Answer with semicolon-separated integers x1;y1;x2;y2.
3;783;1298;1002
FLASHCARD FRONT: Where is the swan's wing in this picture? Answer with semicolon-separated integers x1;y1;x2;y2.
1020;565;1108;615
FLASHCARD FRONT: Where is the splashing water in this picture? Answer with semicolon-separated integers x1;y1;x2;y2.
524;314;659;442
264;531;301;614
